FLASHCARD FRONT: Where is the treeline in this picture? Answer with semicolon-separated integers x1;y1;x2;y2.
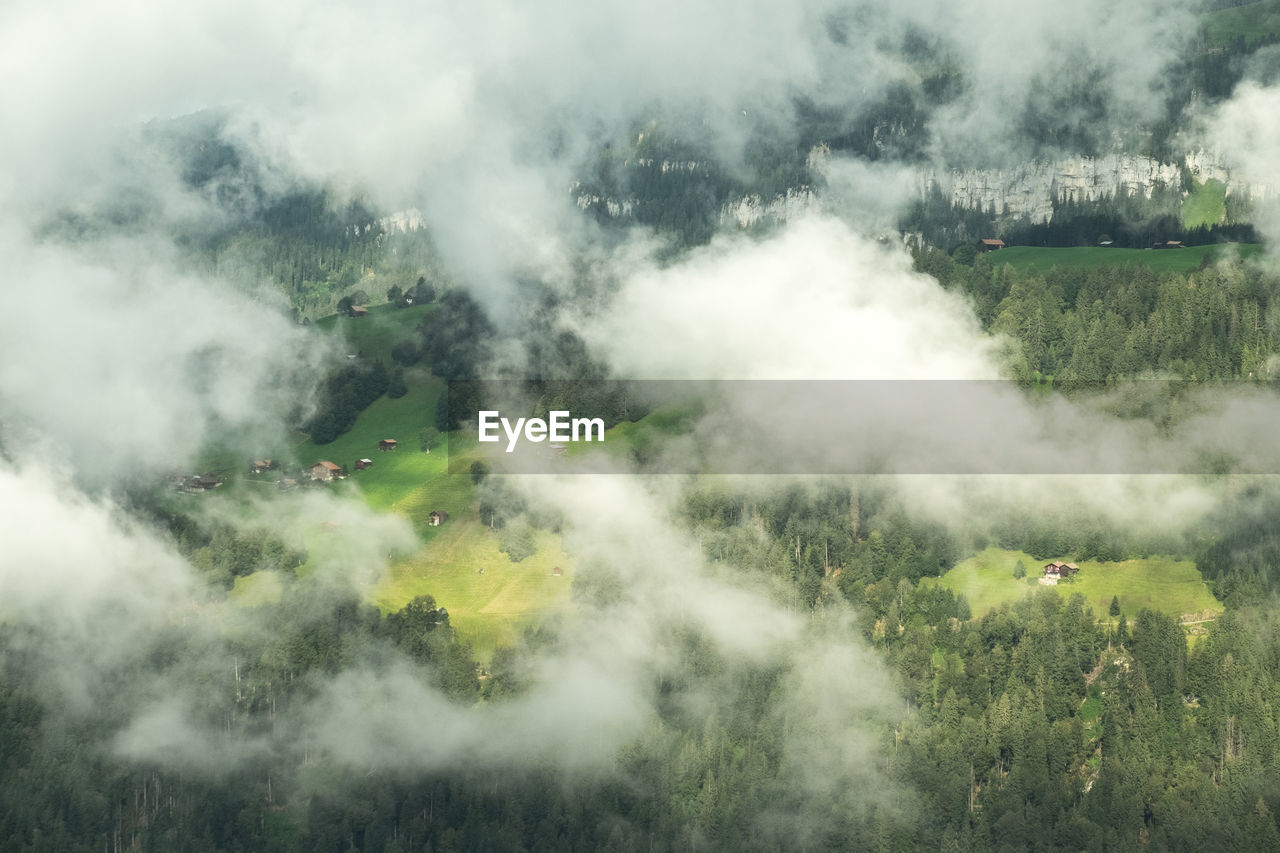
200;188;389;315
305;361;392;445
1003;191;1258;249
680;479;1280;849
396;290;647;438
1197;487;1280;604
877;595;1280;850
145;114;446;318
576;126;815;248
914;248;1280;380
904;183;1257;252
0;582;478;853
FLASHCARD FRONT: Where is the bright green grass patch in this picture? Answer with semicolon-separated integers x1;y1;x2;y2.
292;376;480;538
1183;180;1228;229
991;244;1262;274
373;523;573;660
931;547;1222;621
293;374;572;656
925;548;1044;616
1203;1;1280;46
229;570;284;607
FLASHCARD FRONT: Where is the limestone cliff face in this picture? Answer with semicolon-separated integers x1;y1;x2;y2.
572;179;816;228
719;187;816;227
919;152;1271;223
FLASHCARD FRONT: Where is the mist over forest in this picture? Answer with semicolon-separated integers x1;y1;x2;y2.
9;1;1280;851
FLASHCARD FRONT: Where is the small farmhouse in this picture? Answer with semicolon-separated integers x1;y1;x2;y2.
347;305;369;317
249;459;274;474
355;458;373;470
428;510;449;526
978;238;1005;251
310;460;342;482
379;438;398;451
1041;561;1080;584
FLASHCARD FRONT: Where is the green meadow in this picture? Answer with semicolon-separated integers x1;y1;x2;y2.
1183;180;1228;229
311;301;434;362
990;243;1262;274
219;303;571;659
930;547;1222;622
291;373;451;525
373;524;574;659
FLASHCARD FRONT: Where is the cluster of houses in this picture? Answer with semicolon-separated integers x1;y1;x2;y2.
180;438;449;525
241;439;450;525
1039;561;1080;585
305;439;398;482
242;440;403;488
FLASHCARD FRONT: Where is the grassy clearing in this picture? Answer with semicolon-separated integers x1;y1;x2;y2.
373;524;573;659
216;307;575;658
311;302;433;363
292;376;450;522
1183;180;1228;229
990;244;1261;274
932;547;1222;621
1203;1;1280;46
291;373;572;657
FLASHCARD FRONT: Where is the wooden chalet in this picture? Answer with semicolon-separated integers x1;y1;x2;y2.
249;459;274;474
355;458;373;470
310;460;342;482
977;238;1006;251
379;438;398;451
347;305;369;318
1042;561;1080;581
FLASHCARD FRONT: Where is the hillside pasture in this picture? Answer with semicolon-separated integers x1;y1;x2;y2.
988;243;1261;274
373;523;573;659
932;547;1222;621
311;302;433;363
